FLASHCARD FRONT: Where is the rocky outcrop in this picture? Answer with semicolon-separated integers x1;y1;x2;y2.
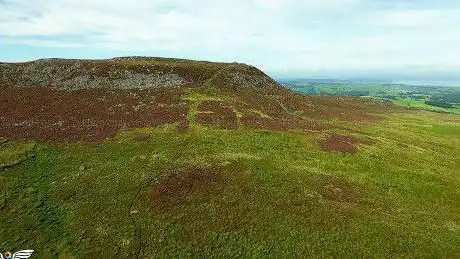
0;57;283;90
0;58;188;89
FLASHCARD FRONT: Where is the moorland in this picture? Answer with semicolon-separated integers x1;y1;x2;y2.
1;58;459;258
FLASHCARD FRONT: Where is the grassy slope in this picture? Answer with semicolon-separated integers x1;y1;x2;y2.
1;88;459;258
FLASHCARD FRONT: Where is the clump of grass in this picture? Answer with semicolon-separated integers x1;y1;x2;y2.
177;119;190;133
0;140;36;169
132;133;151;142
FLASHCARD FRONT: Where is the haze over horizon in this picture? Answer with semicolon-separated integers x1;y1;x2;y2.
1;0;459;80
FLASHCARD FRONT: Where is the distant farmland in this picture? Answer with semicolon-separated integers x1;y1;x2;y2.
283;79;460;114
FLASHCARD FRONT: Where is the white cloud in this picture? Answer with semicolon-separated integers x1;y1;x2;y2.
371;9;459;28
0;0;459;74
254;0;280;8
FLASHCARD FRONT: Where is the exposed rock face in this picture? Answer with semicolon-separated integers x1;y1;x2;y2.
0;57;282;90
210;64;281;90
0;59;188;89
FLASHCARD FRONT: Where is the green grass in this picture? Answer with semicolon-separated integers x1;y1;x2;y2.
289;82;460;115
393;97;460;114
1;111;459;257
0;140;36;169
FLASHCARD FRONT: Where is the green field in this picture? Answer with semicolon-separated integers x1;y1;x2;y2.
1;110;459;257
392;97;460;114
286;81;460;114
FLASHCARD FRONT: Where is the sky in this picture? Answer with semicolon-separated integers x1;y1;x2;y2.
1;0;460;79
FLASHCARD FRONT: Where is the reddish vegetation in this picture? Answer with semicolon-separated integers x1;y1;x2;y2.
195;100;238;129
0;87;188;142
0;84;395;142
240;113;327;131
1;58;400;143
220;87;396;122
193;88;394;132
280;93;397;123
317;175;358;203
149;165;252;236
132;133;151;142
321;134;372;154
0;58;400;143
0;61;398;142
220;87;288;117
212;87;396;132
149;167;224;211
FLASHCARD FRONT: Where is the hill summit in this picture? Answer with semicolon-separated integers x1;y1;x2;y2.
0;57;281;90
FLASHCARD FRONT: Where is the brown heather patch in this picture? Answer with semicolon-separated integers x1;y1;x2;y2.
195;112;239;129
0;86;188;142
132;133;151;142
317;175;358;203
240;112;328;131
321;134;372;154
218;86;398;123
239;113;272;129
148;165;252;236
224;87;288;117
1;58;400;142
195;100;238;129
211;85;397;132
279;92;398;123
149;166;223;210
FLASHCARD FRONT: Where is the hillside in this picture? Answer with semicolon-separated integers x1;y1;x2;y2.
1;57;459;258
0;57;393;142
